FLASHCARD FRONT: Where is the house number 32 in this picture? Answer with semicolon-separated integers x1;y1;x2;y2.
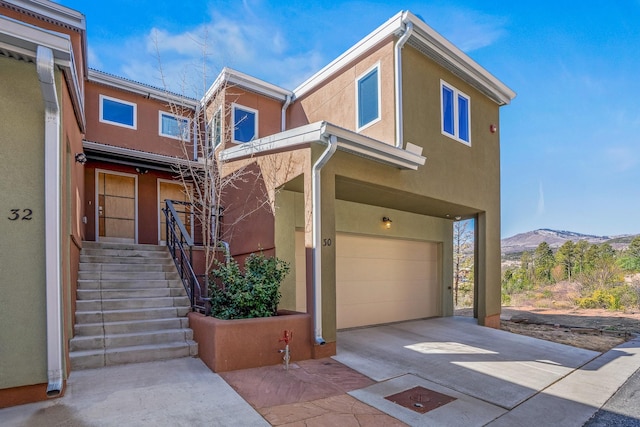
7;208;33;221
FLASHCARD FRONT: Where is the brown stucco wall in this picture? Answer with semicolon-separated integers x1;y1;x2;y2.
84;82;194;159
83;161;181;244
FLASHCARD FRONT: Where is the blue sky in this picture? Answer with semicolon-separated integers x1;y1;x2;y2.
56;0;640;238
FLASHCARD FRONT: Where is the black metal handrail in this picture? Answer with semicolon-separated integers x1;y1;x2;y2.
162;200;210;314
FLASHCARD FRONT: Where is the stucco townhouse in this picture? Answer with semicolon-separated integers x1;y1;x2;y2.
0;0;514;407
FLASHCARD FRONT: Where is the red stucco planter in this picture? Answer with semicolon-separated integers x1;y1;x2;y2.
188;310;313;372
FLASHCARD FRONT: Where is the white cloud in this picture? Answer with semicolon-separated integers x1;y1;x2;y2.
423;7;508;52
604;146;638;172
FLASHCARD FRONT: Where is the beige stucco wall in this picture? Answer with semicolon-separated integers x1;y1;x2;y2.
290;38;396;144
401;45;502;322
275;187;453;340
0;57;48;389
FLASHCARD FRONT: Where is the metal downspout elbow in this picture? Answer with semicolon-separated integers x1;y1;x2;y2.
394;18;413;148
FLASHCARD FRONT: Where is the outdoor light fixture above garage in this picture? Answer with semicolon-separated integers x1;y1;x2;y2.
382;217;392;229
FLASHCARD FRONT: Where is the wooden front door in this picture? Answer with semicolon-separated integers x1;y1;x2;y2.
97;172;136;243
158;180;191;244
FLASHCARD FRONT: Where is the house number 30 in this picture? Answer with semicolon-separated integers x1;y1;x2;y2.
7;208;33;221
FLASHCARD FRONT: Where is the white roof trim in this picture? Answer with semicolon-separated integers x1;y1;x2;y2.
0;14;85;130
293;10;515;106
88;69;199;108
220;121;426;171
203;67;292;104
83;140;202;169
1;0;85;31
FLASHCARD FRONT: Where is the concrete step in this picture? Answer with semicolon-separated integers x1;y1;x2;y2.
74;317;190;336
82;242;168;252
75;306;190;324
76;287;186;300
79;263;176;272
76;296;189;311
81;248;171;258
77;279;183;290
79;255;172;265
70;341;198;370
78;271;180;281
69;328;195;352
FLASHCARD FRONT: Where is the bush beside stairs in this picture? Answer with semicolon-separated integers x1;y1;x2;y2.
70;241;198;369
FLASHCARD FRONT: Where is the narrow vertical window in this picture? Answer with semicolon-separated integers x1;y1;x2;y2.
356;64;380;130
440;80;471;145
208;108;222;156
232;104;258;143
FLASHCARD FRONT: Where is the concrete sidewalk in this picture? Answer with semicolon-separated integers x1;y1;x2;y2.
0;357;268;427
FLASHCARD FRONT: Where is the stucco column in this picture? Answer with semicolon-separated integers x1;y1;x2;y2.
475;211;501;328
319;169;337;343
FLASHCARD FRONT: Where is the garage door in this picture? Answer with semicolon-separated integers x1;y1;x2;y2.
336;233;439;329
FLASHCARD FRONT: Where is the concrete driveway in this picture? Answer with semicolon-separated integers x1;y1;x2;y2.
335;316;640;426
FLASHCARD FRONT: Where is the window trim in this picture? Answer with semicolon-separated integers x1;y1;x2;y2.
208;107;222;156
355;62;381;131
99;94;137;129
231;103;258;144
440;80;471;146
158;111;190;141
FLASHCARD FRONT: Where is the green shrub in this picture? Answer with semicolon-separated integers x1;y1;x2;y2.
208;252;290;319
576;285;639;311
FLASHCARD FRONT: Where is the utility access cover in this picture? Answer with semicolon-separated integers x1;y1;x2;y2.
384;386;456;414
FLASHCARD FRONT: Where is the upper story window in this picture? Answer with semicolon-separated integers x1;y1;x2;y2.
356;63;380;130
232;104;258;143
441;80;471;145
100;95;136;129
208;108;222;155
159;112;190;140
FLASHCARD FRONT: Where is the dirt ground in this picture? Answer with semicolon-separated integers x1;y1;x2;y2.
456;306;640;352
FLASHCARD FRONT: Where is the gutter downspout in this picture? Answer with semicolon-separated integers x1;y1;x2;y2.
281;94;292;132
37;46;64;397
394;16;413;148
193;103;201;160
311;126;337;345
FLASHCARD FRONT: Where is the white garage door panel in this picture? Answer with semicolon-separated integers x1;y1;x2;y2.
336;233;439;329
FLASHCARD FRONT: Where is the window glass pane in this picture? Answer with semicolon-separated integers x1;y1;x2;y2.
103;98;134;126
234;107;256;143
161;114;188;139
358;68;379;128
458;95;469;142
213;110;221;147
442;86;454;135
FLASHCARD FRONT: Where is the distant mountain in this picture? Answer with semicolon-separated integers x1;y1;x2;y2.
501;228;635;254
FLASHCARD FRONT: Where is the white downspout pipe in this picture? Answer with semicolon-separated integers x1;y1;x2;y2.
311;128;337;345
281;94;292;132
193;103;201;160
394;17;413;148
37;45;64;397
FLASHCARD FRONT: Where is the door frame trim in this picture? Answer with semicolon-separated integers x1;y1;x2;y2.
95;169;138;244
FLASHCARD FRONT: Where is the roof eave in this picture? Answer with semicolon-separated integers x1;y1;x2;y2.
203;67;292;105
88;69;199;108
220;121;426;171
0;14;86;130
83;140;203;170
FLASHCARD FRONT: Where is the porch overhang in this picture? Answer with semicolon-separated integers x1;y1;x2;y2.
219;121;426;171
83;140;203;172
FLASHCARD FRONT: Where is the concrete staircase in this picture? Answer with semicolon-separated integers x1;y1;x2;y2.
70;241;198;369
